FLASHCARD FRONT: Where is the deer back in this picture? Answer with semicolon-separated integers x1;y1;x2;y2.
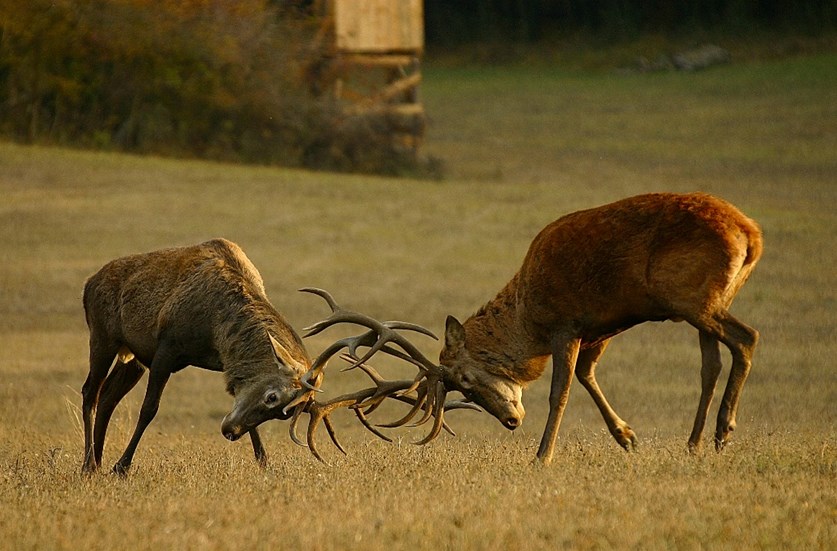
516;192;762;341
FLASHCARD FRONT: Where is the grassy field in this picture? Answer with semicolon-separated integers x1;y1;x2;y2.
1;52;835;549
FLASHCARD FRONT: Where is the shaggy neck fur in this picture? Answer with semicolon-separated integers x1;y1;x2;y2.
465;274;550;385
212;270;309;393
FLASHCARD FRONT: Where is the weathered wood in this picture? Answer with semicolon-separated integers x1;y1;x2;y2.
333;0;423;53
371;72;421;103
345;102;425;117
339;53;418;67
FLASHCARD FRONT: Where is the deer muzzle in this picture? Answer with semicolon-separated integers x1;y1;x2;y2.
499;400;525;430
221;414;245;441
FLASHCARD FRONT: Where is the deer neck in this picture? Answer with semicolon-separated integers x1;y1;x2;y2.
216;299;306;372
466;275;549;384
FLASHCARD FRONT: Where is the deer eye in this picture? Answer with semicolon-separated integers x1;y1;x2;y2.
264;392;278;406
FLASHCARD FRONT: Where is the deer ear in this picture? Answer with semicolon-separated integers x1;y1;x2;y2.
444;316;466;351
269;333;307;373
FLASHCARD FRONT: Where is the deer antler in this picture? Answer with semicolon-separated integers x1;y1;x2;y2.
288;288;477;461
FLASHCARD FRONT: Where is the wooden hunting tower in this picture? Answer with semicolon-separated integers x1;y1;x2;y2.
311;0;425;150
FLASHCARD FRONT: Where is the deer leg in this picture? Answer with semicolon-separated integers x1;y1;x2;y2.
249;428;268;468
93;359;146;467
711;311;758;450
113;351;175;476
687;331;723;453
575;339;637;451
536;334;581;465
81;338;118;474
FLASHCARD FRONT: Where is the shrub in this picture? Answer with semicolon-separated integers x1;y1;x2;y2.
0;0;427;175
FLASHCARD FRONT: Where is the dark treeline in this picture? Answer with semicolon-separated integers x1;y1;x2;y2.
425;0;837;45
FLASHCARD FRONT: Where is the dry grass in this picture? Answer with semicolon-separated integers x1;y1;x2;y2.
1;53;835;550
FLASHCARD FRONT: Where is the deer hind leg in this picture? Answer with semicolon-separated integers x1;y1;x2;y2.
81;337;119;474
687;331;723;453
113;348;175;476
692;310;758;451
575;339;637;451
93;359;146;467
712;311;758;450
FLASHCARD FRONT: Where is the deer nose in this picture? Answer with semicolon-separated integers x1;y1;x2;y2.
222;427;242;441
221;416;244;441
502;416;521;430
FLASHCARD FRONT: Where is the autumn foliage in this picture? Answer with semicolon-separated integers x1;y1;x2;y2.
0;0;418;173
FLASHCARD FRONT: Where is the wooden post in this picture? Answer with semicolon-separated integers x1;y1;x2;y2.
315;0;425;152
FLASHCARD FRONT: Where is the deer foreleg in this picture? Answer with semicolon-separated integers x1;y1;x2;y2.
536;334;581;465
249;428;267;468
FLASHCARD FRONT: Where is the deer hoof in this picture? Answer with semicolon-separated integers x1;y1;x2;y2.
715;421;735;451
255;453;268;469
112;462;130;478
614;426;638;451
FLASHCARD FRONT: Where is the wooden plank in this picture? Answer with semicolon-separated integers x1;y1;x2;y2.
334;0;423;53
385;103;424;116
372;72;421;102
340;54;418;67
345;103;424;117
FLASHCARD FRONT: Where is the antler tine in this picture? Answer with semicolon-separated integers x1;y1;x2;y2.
288;404;307;447
353;407;393;443
299;287;340;312
341;343;429;378
293;288;475;459
338;353;423;415
298;287;437;341
283;388;317;416
297;329;423;404
305;390;376;462
296;331;378;394
413;382;449;445
300;287;439;372
341;354;476;444
299;288;372;338
384;320;438;340
301;352;434;461
298;363;479;460
407;380;439;428
321;416;346;456
375;383;429;428
375;326;439;372
387;393;460;436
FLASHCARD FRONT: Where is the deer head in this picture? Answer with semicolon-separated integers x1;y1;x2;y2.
220;333;311;441
439;316;525;431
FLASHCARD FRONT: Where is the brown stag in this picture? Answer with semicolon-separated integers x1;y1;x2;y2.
81;239;466;473
81;239;318;474
435;192;762;464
